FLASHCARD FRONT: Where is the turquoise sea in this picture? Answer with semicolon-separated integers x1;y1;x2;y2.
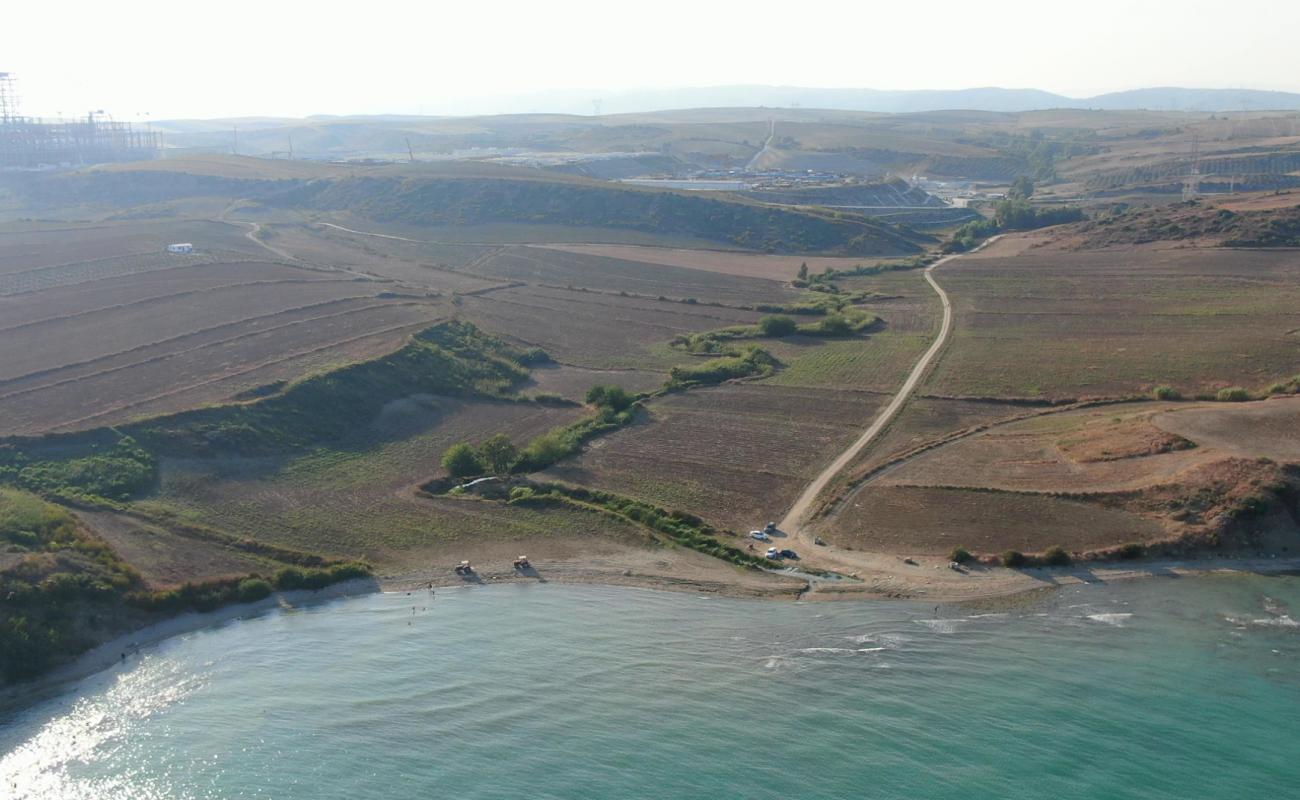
2;574;1298;799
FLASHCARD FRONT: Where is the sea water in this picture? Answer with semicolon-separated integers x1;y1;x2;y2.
2;574;1298;799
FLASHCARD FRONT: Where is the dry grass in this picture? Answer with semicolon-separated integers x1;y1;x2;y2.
141;397;611;567
926;241;1300;398
817;484;1162;555
1153;396;1300;463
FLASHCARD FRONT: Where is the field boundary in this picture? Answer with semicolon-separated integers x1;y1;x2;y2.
779;237;998;534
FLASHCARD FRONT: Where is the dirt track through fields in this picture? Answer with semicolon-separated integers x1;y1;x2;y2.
779;238;997;535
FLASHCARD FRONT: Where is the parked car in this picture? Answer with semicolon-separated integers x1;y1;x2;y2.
749;530;771;541
779;549;799;560
764;522;778;534
765;547;781;560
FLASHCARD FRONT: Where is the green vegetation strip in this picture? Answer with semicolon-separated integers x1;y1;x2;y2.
505;483;773;570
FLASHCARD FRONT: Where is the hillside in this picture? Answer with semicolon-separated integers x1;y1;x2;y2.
1066;200;1300;248
3;159;928;255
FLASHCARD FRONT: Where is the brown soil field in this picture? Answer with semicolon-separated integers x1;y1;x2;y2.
3;301;446;433
259;223;504;292
0;275;397;382
839;397;1034;479
0;219;260;275
534;243;876;281
819;485;1163;556
1153;396;1300;463
813;398;1300;558
925;240;1300;398
542;383;884;532
877;403;1214;493
0;260;343;331
461;285;764;370
523;364;666;402
467;246;797;306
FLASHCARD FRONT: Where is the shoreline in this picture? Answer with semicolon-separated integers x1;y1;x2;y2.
5;556;1299;721
0;577;380;720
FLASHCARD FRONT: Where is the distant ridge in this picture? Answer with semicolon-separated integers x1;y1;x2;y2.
392;85;1300;117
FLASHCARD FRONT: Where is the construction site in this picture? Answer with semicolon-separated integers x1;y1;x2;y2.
0;72;159;170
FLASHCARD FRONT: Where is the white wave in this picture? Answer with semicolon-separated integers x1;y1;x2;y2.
796;647;886;655
1226;614;1300;629
916;618;961;634
1086;613;1134;626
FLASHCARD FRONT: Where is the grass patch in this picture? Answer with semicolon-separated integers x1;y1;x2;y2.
667;346;777;390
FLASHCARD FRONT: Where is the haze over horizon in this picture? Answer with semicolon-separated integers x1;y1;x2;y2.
7;0;1300;121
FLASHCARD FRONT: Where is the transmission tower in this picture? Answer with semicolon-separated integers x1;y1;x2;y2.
0;72;19;124
1182;134;1201;201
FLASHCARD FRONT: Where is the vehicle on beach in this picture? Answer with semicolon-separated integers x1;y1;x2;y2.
513;556;531;570
765;547;781;560
764;522;778;534
455;560;475;575
750;530;771;541
779;549;799;560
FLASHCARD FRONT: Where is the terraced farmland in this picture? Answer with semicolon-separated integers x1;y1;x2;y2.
0;229;451;434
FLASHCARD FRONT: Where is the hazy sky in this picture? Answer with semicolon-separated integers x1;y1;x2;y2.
6;0;1300;120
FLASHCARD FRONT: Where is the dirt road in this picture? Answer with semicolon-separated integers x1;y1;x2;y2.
779;238;996;535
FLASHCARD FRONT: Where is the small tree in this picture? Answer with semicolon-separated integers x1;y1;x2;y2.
442;442;484;479
1009;176;1035;201
949;546;973;564
797;262;809;281
1001;550;1027;568
758;315;798;337
586;384;633;412
479;434;518;475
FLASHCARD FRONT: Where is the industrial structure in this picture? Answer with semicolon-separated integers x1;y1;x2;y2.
1;72;160;170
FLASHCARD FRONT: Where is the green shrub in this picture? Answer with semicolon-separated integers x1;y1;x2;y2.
237;578;273;603
758;315;798;337
1117;543;1144;560
816;314;853;336
1216;387;1251;402
1001;550;1027;568
1152;385;1181;400
949;546;973;564
1264;375;1300;396
586;385;634;412
442;443;484;479
515;347;551;366
1042;546;1072;567
274;567;305;590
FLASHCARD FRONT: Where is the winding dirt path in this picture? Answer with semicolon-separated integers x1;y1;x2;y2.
779;237;997;535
